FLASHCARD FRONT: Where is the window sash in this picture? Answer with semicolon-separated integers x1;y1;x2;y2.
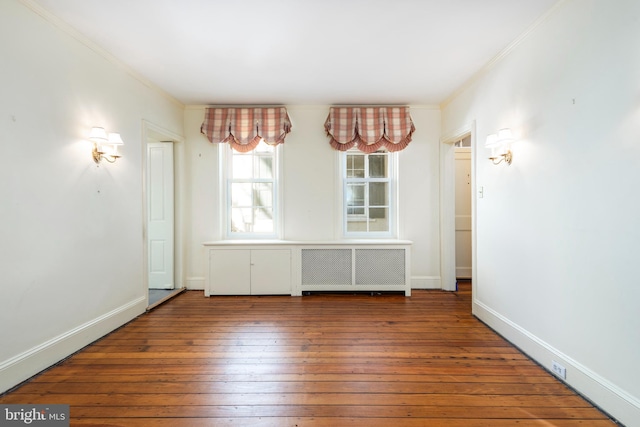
342;150;396;237
222;142;280;238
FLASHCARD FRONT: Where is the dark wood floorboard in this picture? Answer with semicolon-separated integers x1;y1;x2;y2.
0;282;616;426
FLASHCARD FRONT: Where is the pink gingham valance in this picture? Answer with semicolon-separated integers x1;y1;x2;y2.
201;107;292;152
324;106;415;153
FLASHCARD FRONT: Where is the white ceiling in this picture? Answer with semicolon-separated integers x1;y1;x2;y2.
30;0;559;106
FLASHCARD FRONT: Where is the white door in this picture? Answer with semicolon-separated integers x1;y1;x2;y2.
147;142;174;289
454;148;472;279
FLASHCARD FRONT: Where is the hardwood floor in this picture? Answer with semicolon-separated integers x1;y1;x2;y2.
1;282;616;426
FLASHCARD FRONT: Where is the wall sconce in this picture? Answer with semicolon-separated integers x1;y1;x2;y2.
485;128;514;165
89;127;124;164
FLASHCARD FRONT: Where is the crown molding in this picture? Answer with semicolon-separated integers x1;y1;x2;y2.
20;0;184;109
186;104;441;111
440;0;569;110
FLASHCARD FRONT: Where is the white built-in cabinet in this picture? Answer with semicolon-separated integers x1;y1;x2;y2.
206;247;292;296
204;240;412;297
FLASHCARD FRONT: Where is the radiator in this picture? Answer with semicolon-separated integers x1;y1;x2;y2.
301;247;409;294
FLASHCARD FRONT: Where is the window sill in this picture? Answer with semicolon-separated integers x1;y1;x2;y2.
204;239;412;246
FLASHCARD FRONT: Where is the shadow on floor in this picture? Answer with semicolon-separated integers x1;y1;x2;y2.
147;288;186;311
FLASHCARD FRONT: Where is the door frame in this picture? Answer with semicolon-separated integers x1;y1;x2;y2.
142;120;185;305
439;121;476;292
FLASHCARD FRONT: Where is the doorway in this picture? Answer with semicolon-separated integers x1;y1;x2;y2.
143;121;185;309
454;136;472;280
439;125;475;293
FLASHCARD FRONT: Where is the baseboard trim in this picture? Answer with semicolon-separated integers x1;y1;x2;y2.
0;296;146;394
455;267;472;278
185;276;205;290
473;299;639;426
411;276;441;289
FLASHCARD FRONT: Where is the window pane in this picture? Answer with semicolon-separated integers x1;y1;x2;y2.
369;182;388;206
232;154;252;179
231;207;253;232
230;208;274;234
253;183;273;207
369;154;387;178
346;183;365;208
231;183;252;207
347;154;365;178
254;155;273;179
254;140;274;153
253;207;274;232
346;219;368;232
369;208;389;231
348;207;365;215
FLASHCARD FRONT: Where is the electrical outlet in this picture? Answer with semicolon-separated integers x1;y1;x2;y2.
552;360;567;379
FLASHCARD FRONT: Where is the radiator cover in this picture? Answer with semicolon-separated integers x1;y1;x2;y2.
301;247;408;293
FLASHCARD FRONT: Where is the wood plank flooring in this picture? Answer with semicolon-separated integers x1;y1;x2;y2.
1;282;616;426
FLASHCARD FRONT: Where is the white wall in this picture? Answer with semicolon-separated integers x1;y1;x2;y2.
183;105;442;290
0;0;184;393
441;0;640;424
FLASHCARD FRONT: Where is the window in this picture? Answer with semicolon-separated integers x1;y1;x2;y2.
454;135;471;148
222;140;280;238
342;148;396;237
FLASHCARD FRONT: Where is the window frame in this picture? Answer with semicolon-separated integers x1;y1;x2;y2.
339;148;398;239
219;142;282;239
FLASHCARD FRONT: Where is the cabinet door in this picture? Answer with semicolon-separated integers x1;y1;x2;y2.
210;249;251;295
251;249;291;295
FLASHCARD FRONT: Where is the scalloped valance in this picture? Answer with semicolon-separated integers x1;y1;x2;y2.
324;106;415;153
201;107;292;152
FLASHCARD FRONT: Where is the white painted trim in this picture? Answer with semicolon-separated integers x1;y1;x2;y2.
0;297;146;394
185;104;442;111
439;140;456;291
455;267;472;278
441;125;474;145
474;300;640;426
411;276;441;289
334;149;343;240
276;144;285;240
469;123;478;300
185;277;205;290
